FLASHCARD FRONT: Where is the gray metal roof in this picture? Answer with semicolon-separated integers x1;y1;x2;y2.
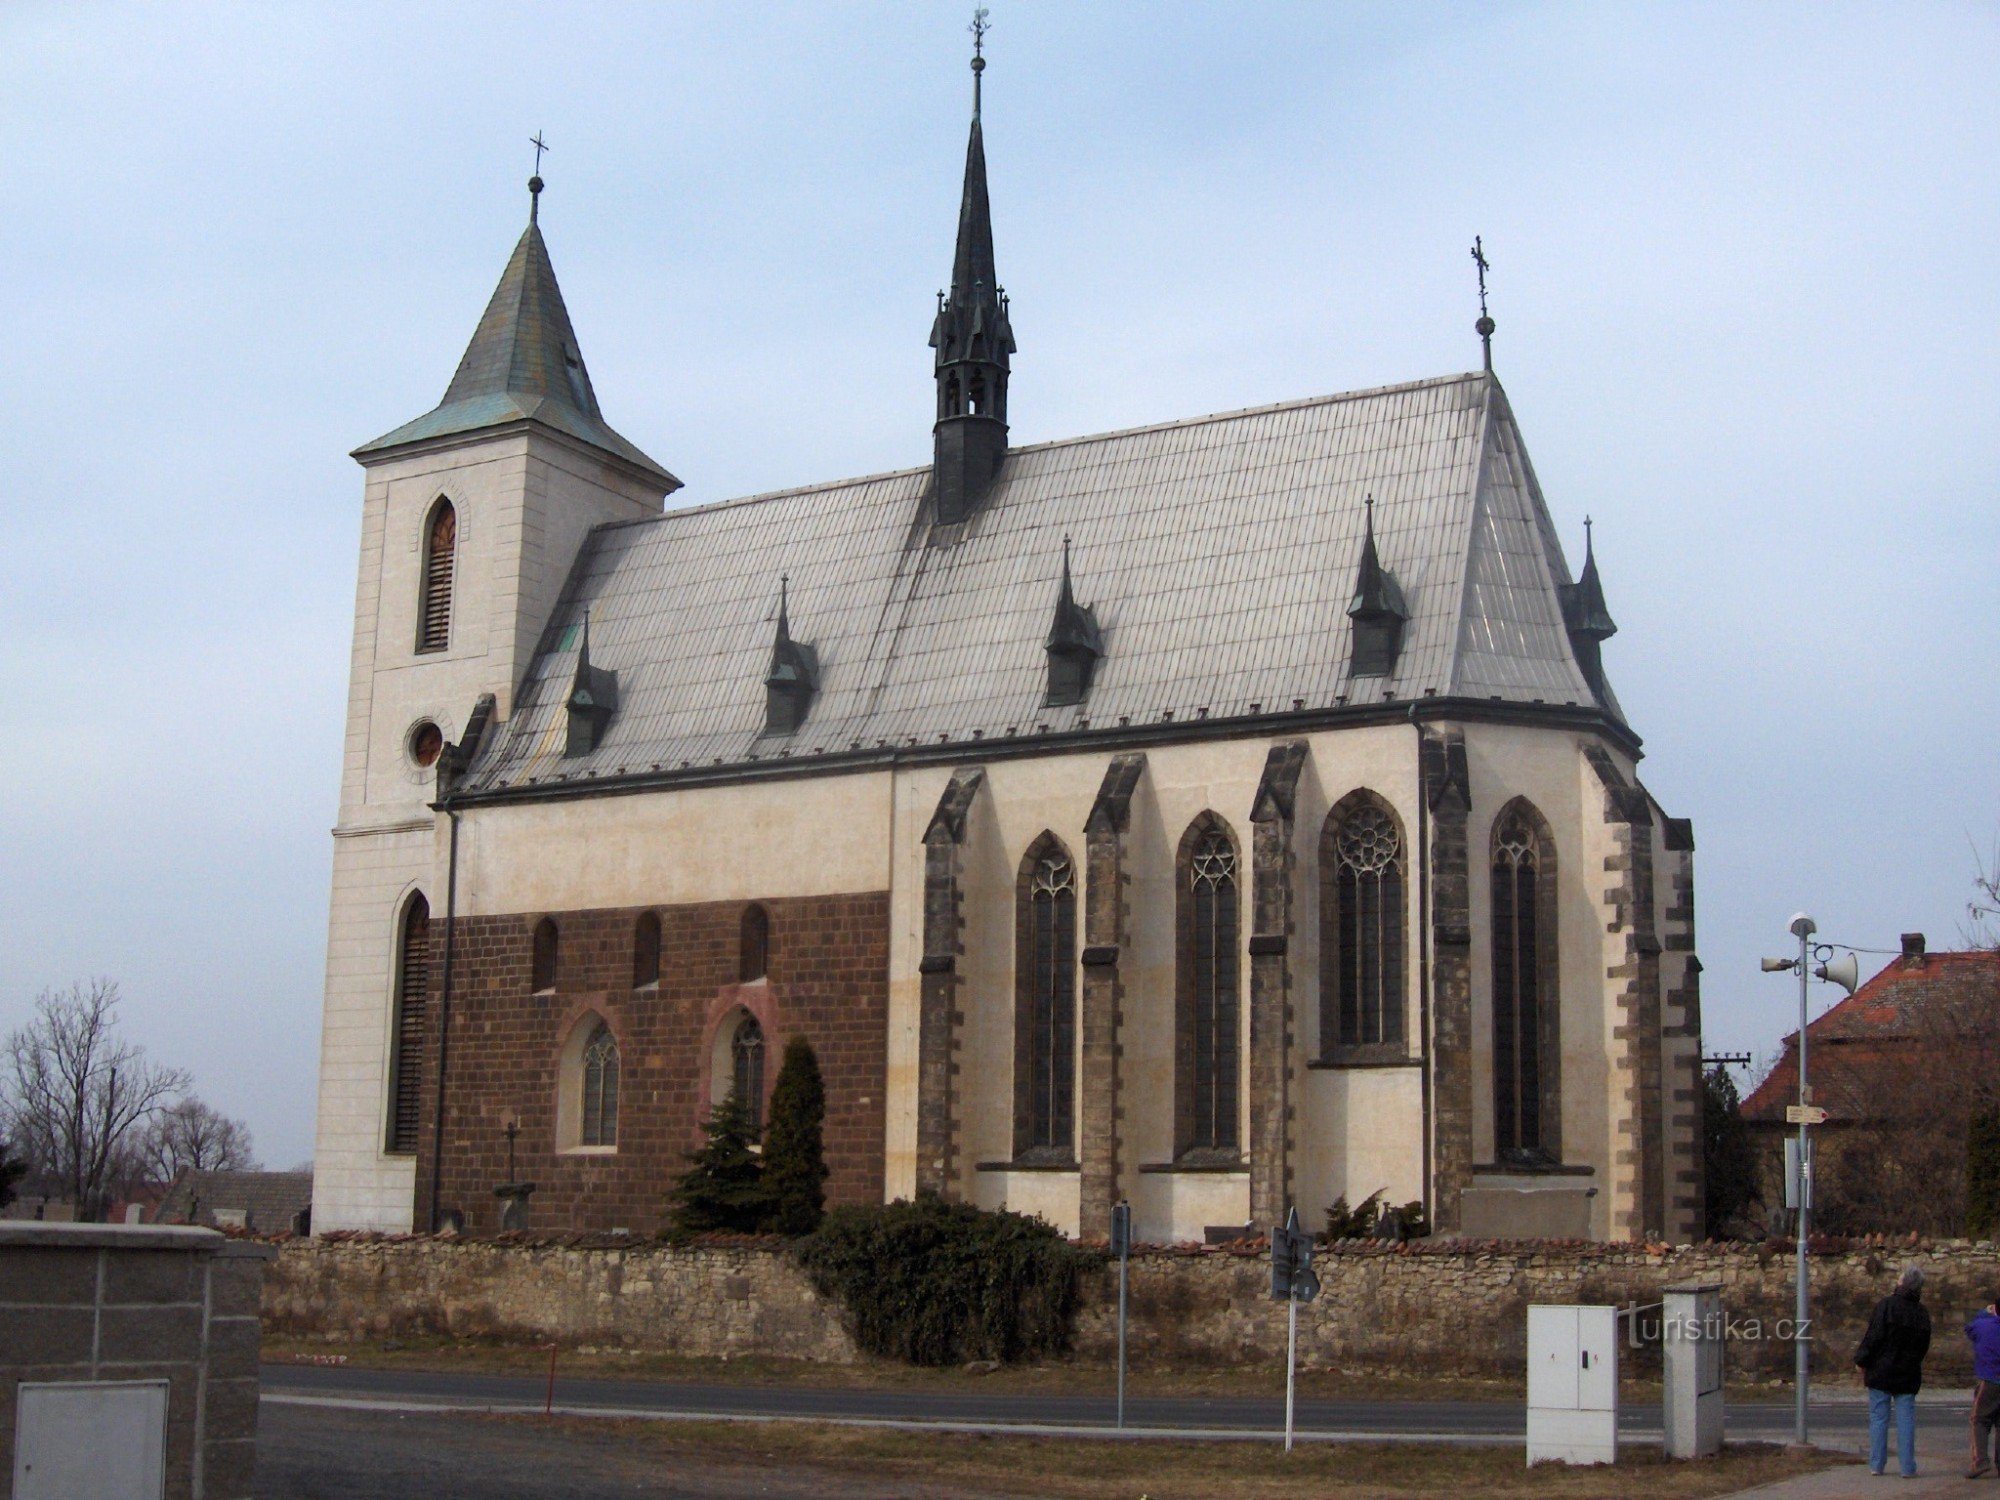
459;371;1616;796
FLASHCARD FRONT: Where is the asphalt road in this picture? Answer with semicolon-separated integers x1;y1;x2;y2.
261;1363;1973;1445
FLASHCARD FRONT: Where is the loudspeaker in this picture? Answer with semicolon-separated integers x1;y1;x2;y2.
1814;952;1861;996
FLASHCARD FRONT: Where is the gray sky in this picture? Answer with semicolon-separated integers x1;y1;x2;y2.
4;3;1995;1170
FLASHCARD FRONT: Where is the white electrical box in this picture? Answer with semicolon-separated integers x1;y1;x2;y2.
13;1380;168;1499
1527;1304;1619;1466
1662;1282;1725;1459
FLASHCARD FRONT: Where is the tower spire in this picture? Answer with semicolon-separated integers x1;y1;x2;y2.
929;9;1015;527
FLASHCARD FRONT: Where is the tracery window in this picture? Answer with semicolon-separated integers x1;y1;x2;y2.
739;904;769;983
1491;803;1559;1163
531;917;558;994
732;1014;766;1135
1014;839;1077;1159
386;892;429;1154
1177;816;1240;1156
418;499;456;653
580;1022;619;1148
1323;795;1406;1055
632;912;661;990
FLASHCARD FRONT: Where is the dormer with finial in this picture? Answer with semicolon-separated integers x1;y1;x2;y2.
565;614;619;756
764;577;821;735
1044;537;1103;706
929;8;1016;527
1559;518;1617;702
1347;496;1409;678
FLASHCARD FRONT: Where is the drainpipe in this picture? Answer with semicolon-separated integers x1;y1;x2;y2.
428;807;461;1233
1412;710;1434;1227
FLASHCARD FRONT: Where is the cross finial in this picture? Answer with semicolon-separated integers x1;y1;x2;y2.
969;7;990;117
528;132;549;222
1470;235;1495;372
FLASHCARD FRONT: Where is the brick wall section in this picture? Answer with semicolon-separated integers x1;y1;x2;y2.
413;891;890;1235
0;1225;269;1500
1080;754;1144;1231
1423;731;1473;1232
273;1234;2000;1384
1248;742;1307;1225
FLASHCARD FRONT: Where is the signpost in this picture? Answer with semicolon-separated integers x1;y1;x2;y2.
1270;1206;1319;1452
1110;1200;1132;1430
1784;1104;1828;1126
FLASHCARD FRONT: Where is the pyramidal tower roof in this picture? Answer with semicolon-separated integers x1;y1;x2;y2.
355;184;677;488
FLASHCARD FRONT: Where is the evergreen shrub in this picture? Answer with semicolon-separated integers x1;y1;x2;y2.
761;1037;829;1235
666;1092;766;1237
795;1195;1100;1366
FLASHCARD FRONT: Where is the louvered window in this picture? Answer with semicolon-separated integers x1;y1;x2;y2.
417;501;456;653
1492;813;1544;1158
739;904;769;983
386;894;429;1154
632;912;661;990
1182;821;1240;1154
1017;843;1077;1158
581;1023;619;1147
531;918;558;993
732;1015;766;1135
1327;799;1406;1052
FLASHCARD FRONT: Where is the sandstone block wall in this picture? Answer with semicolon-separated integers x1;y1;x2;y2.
272;1234;2000;1384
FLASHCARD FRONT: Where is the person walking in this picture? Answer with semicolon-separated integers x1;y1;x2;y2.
1854;1265;1932;1478
1966;1296;2000;1477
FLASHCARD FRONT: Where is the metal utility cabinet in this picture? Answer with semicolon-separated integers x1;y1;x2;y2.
1526;1304;1619;1466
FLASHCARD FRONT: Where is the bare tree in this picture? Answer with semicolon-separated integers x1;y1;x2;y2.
138;1096;257;1183
1;981;190;1220
1969;836;2000;949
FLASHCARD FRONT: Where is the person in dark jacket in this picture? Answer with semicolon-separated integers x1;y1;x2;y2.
1965;1297;2000;1477
1854;1265;1932;1477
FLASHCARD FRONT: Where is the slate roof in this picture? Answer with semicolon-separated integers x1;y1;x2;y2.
354;213;677;488
1740;948;2000;1124
153;1170;314;1234
457;370;1620;799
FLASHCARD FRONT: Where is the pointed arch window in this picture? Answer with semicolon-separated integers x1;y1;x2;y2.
732;1014;766;1135
580;1023;619;1148
531;917;559;994
1013;838;1077;1161
1321;795;1407;1059
739;904;769;983
1177;816;1241;1158
632;912;661;991
386;893;429;1154
418;499;456;654
1492;803;1561;1164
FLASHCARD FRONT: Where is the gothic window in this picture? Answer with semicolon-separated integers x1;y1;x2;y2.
732;1014;766;1135
531;917;558;994
386;892;429;1154
1491;802;1560;1164
1177;815;1241;1157
739;904;769;983
632;912;661;991
417;499;456;654
1321;794;1407;1057
1013;837;1077;1161
580;1022;619;1148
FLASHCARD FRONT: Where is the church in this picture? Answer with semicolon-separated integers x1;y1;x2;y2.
310;41;1705;1246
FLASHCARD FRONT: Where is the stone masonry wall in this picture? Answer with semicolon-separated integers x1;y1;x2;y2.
273;1234;2000;1384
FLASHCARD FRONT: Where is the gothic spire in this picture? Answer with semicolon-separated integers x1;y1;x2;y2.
1347;497;1409;678
1044;536;1103;706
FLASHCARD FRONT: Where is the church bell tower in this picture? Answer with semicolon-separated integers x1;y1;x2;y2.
929;20;1015;525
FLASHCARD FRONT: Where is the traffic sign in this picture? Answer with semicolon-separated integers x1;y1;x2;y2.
1270;1206;1315;1302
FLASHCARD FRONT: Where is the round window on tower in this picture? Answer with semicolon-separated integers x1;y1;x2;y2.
409;721;445;769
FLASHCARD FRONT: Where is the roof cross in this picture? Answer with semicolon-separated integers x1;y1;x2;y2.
531;132;551;175
1470;235;1496;372
528;133;550;222
969;8;991;117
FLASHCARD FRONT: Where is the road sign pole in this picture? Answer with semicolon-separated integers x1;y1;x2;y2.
1285;1292;1298;1453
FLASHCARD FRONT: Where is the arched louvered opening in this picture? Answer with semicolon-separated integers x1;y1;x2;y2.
739;904;769;984
531;917;559;994
386;892;429;1154
732;1014;766;1136
1176;813;1241;1159
632;912;661;991
1012;834;1077;1161
580;1022;619;1148
417;499;456;653
1491;800;1562;1165
1320;792;1408;1060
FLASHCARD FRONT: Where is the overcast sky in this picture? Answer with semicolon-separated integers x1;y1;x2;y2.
4;3;1996;1170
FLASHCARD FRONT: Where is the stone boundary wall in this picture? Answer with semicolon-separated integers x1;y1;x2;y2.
270;1235;2000;1382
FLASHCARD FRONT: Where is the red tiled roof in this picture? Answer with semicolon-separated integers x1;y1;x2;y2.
1740;949;2000;1123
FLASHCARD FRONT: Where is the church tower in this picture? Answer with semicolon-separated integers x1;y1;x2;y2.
311;175;676;1233
928;27;1014;525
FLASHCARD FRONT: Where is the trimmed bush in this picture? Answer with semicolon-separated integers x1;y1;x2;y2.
796;1195;1099;1365
761;1037;829;1236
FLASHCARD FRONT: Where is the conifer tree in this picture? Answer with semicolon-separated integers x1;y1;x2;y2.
667;1091;765;1236
760;1036;829;1235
